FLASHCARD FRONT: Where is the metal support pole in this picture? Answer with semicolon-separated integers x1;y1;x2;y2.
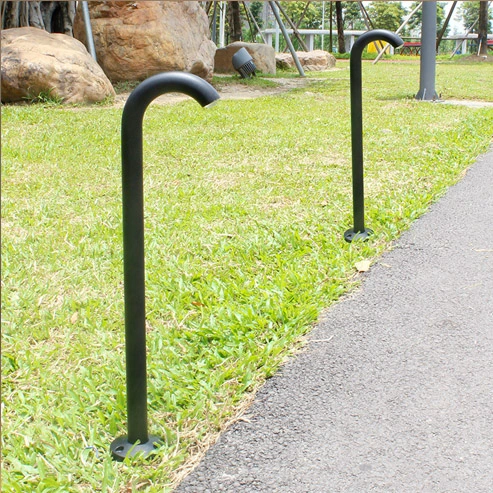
219;1;226;48
437;1;457;51
373;2;423;64
110;72;220;462
242;1;255;42
275;1;309;52
283;1;311;53
243;1;267;44
322;1;325;51
81;1;97;61
416;2;439;101
211;2;217;44
450;17;479;57
329;2;333;53
268;1;305;77
344;30;403;243
358;2;383;55
275;6;280;52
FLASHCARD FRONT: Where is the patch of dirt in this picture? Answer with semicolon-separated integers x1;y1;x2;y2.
457;54;493;63
113;76;314;108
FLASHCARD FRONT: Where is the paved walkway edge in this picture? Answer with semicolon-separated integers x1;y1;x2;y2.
178;147;493;492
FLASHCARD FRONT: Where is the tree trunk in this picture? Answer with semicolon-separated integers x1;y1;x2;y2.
228;1;242;43
478;1;489;56
0;1;75;35
335;2;345;54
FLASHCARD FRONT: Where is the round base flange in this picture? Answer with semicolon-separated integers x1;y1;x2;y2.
110;435;162;461
344;228;373;243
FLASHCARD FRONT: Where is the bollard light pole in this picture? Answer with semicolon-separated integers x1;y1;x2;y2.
344;29;403;243
110;72;220;461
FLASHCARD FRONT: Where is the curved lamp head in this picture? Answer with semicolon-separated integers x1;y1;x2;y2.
351;29;404;59
115;72;220;461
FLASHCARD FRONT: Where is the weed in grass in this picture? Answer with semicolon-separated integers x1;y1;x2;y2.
112;80;141;94
24;87;65;105
2;61;493;491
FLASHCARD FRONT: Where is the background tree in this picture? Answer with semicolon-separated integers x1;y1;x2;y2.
458;1;492;54
277;1;321;51
342;2;365;30
478;1;491;55
241;1;263;42
228;1;242;42
249;1;264;28
459;1;492;31
458;1;480;30
280;1;321;30
406;1;449;37
367;1;406;32
335;2;346;53
0;1;75;35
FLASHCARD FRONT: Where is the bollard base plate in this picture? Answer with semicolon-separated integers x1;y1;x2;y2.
110;435;162;461
344;228;373;243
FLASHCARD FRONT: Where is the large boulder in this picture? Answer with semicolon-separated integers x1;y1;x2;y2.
73;1;215;82
1;27;115;104
215;42;276;75
276;50;336;72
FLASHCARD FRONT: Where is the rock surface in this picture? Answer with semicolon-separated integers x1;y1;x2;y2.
73;1;215;82
276;50;336;71
1;27;115;104
215;42;276;75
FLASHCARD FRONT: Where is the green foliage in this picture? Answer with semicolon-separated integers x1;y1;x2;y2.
280;1;321;29
113;80;141;94
24;87;64;105
333;51;379;60
249;0;263;26
2;62;493;491
367;1;406;32
406;1;449;37
242;0;265;42
458;1;493;32
342;2;365;30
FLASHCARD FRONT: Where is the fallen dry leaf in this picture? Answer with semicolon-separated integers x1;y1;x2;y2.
70;312;78;324
355;260;371;272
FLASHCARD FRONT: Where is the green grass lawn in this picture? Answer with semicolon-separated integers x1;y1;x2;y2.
309;59;493;101
2;61;493;492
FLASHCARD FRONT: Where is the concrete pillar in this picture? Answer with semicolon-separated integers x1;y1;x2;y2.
345;35;353;53
307;34;314;51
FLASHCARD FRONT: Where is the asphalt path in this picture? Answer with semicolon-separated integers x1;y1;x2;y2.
177;147;493;492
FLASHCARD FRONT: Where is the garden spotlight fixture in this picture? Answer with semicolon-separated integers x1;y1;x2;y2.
344;29;403;243
110;72;220;461
232;47;256;79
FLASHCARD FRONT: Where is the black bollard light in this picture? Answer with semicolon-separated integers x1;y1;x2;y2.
344;30;403;243
110;72;220;461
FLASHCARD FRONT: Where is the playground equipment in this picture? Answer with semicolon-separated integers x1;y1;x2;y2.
344;30;403;243
110;72;220;461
